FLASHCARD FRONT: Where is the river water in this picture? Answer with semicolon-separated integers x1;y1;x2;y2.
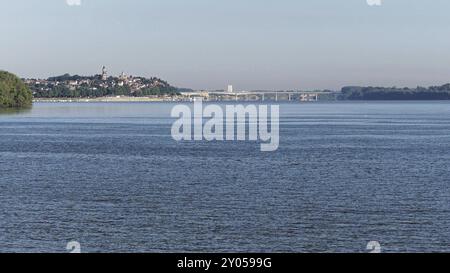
0;101;449;252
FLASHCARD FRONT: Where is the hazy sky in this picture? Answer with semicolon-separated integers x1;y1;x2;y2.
1;0;450;90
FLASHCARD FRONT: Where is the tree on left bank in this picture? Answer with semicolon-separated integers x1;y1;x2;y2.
0;71;33;108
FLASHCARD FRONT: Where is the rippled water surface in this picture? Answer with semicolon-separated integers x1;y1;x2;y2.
1;102;449;252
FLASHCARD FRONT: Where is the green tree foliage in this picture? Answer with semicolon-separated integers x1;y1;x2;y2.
340;85;450;100
33;85;179;98
0;71;33;108
133;86;179;97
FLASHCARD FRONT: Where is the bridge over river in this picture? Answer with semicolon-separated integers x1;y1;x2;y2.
181;90;339;102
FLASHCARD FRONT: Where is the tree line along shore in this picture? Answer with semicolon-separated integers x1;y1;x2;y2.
4;70;450;108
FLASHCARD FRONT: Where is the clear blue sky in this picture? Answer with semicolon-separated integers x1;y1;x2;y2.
1;0;450;90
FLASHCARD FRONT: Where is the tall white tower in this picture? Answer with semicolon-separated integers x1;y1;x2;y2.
227;85;233;93
101;66;108;81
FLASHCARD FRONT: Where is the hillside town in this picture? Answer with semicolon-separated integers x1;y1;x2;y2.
24;66;179;99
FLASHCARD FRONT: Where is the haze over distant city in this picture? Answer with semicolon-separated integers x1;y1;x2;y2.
1;0;450;90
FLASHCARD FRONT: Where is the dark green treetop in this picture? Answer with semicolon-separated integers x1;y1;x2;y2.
0;71;33;108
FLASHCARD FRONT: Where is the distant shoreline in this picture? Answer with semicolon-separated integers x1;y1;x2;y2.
33;96;178;103
32;97;450;103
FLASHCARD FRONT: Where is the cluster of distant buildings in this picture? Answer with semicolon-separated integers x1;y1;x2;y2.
24;66;171;94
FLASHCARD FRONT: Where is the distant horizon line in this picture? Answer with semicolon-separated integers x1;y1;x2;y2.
19;73;450;92
3;68;450;92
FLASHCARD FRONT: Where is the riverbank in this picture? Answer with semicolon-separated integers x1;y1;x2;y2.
33;96;181;103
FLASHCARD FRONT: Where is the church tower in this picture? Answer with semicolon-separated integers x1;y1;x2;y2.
101;66;108;81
